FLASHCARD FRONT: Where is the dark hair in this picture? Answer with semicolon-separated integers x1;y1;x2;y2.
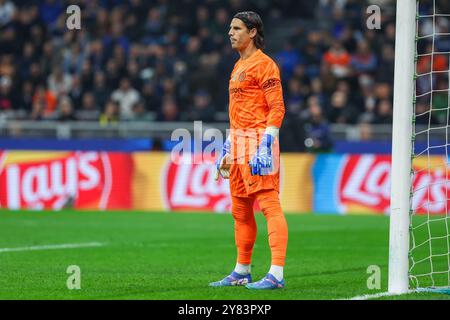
233;11;265;49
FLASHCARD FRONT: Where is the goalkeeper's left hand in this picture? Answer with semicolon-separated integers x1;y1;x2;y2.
214;137;231;180
249;127;278;176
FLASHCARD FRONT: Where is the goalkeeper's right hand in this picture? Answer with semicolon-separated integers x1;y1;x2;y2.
214;137;231;180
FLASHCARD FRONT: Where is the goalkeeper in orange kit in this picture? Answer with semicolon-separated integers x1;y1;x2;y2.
209;11;287;290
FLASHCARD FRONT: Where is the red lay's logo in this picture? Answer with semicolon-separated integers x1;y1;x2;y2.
163;157;231;212
163;155;264;213
0;151;133;210
0;151;5;170
410;159;450;214
339;155;391;213
338;154;450;214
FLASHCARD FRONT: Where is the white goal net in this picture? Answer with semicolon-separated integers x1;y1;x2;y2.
409;0;450;290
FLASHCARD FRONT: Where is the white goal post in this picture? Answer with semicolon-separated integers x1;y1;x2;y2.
389;0;417;294
389;0;450;295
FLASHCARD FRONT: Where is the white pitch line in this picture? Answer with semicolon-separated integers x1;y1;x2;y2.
0;242;105;253
342;290;417;300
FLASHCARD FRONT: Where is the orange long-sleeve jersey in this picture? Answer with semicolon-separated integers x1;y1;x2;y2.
228;49;285;131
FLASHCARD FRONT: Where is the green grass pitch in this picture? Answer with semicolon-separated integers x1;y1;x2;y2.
0;210;448;300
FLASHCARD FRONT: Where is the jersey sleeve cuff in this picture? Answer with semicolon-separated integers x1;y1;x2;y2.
265;126;279;139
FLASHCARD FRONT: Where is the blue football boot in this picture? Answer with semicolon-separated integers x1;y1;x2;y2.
209;271;252;287
245;273;285;290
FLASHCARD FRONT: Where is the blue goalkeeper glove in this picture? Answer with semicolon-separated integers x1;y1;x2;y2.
249;131;276;176
214;137;231;180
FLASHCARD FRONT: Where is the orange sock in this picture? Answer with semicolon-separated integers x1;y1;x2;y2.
255;190;288;266
231;195;257;265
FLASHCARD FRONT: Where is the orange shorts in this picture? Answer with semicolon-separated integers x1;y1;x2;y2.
229;163;280;197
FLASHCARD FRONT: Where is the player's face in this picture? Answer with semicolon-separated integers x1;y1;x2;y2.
228;18;254;51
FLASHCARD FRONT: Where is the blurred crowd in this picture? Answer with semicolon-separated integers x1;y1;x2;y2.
0;0;314;125
0;0;449;151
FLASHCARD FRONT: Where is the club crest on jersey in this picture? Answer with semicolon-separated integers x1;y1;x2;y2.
238;71;246;82
231;69;246;82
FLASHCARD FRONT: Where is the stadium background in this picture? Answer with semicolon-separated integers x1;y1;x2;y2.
1;0;450;301
1;0;448;215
